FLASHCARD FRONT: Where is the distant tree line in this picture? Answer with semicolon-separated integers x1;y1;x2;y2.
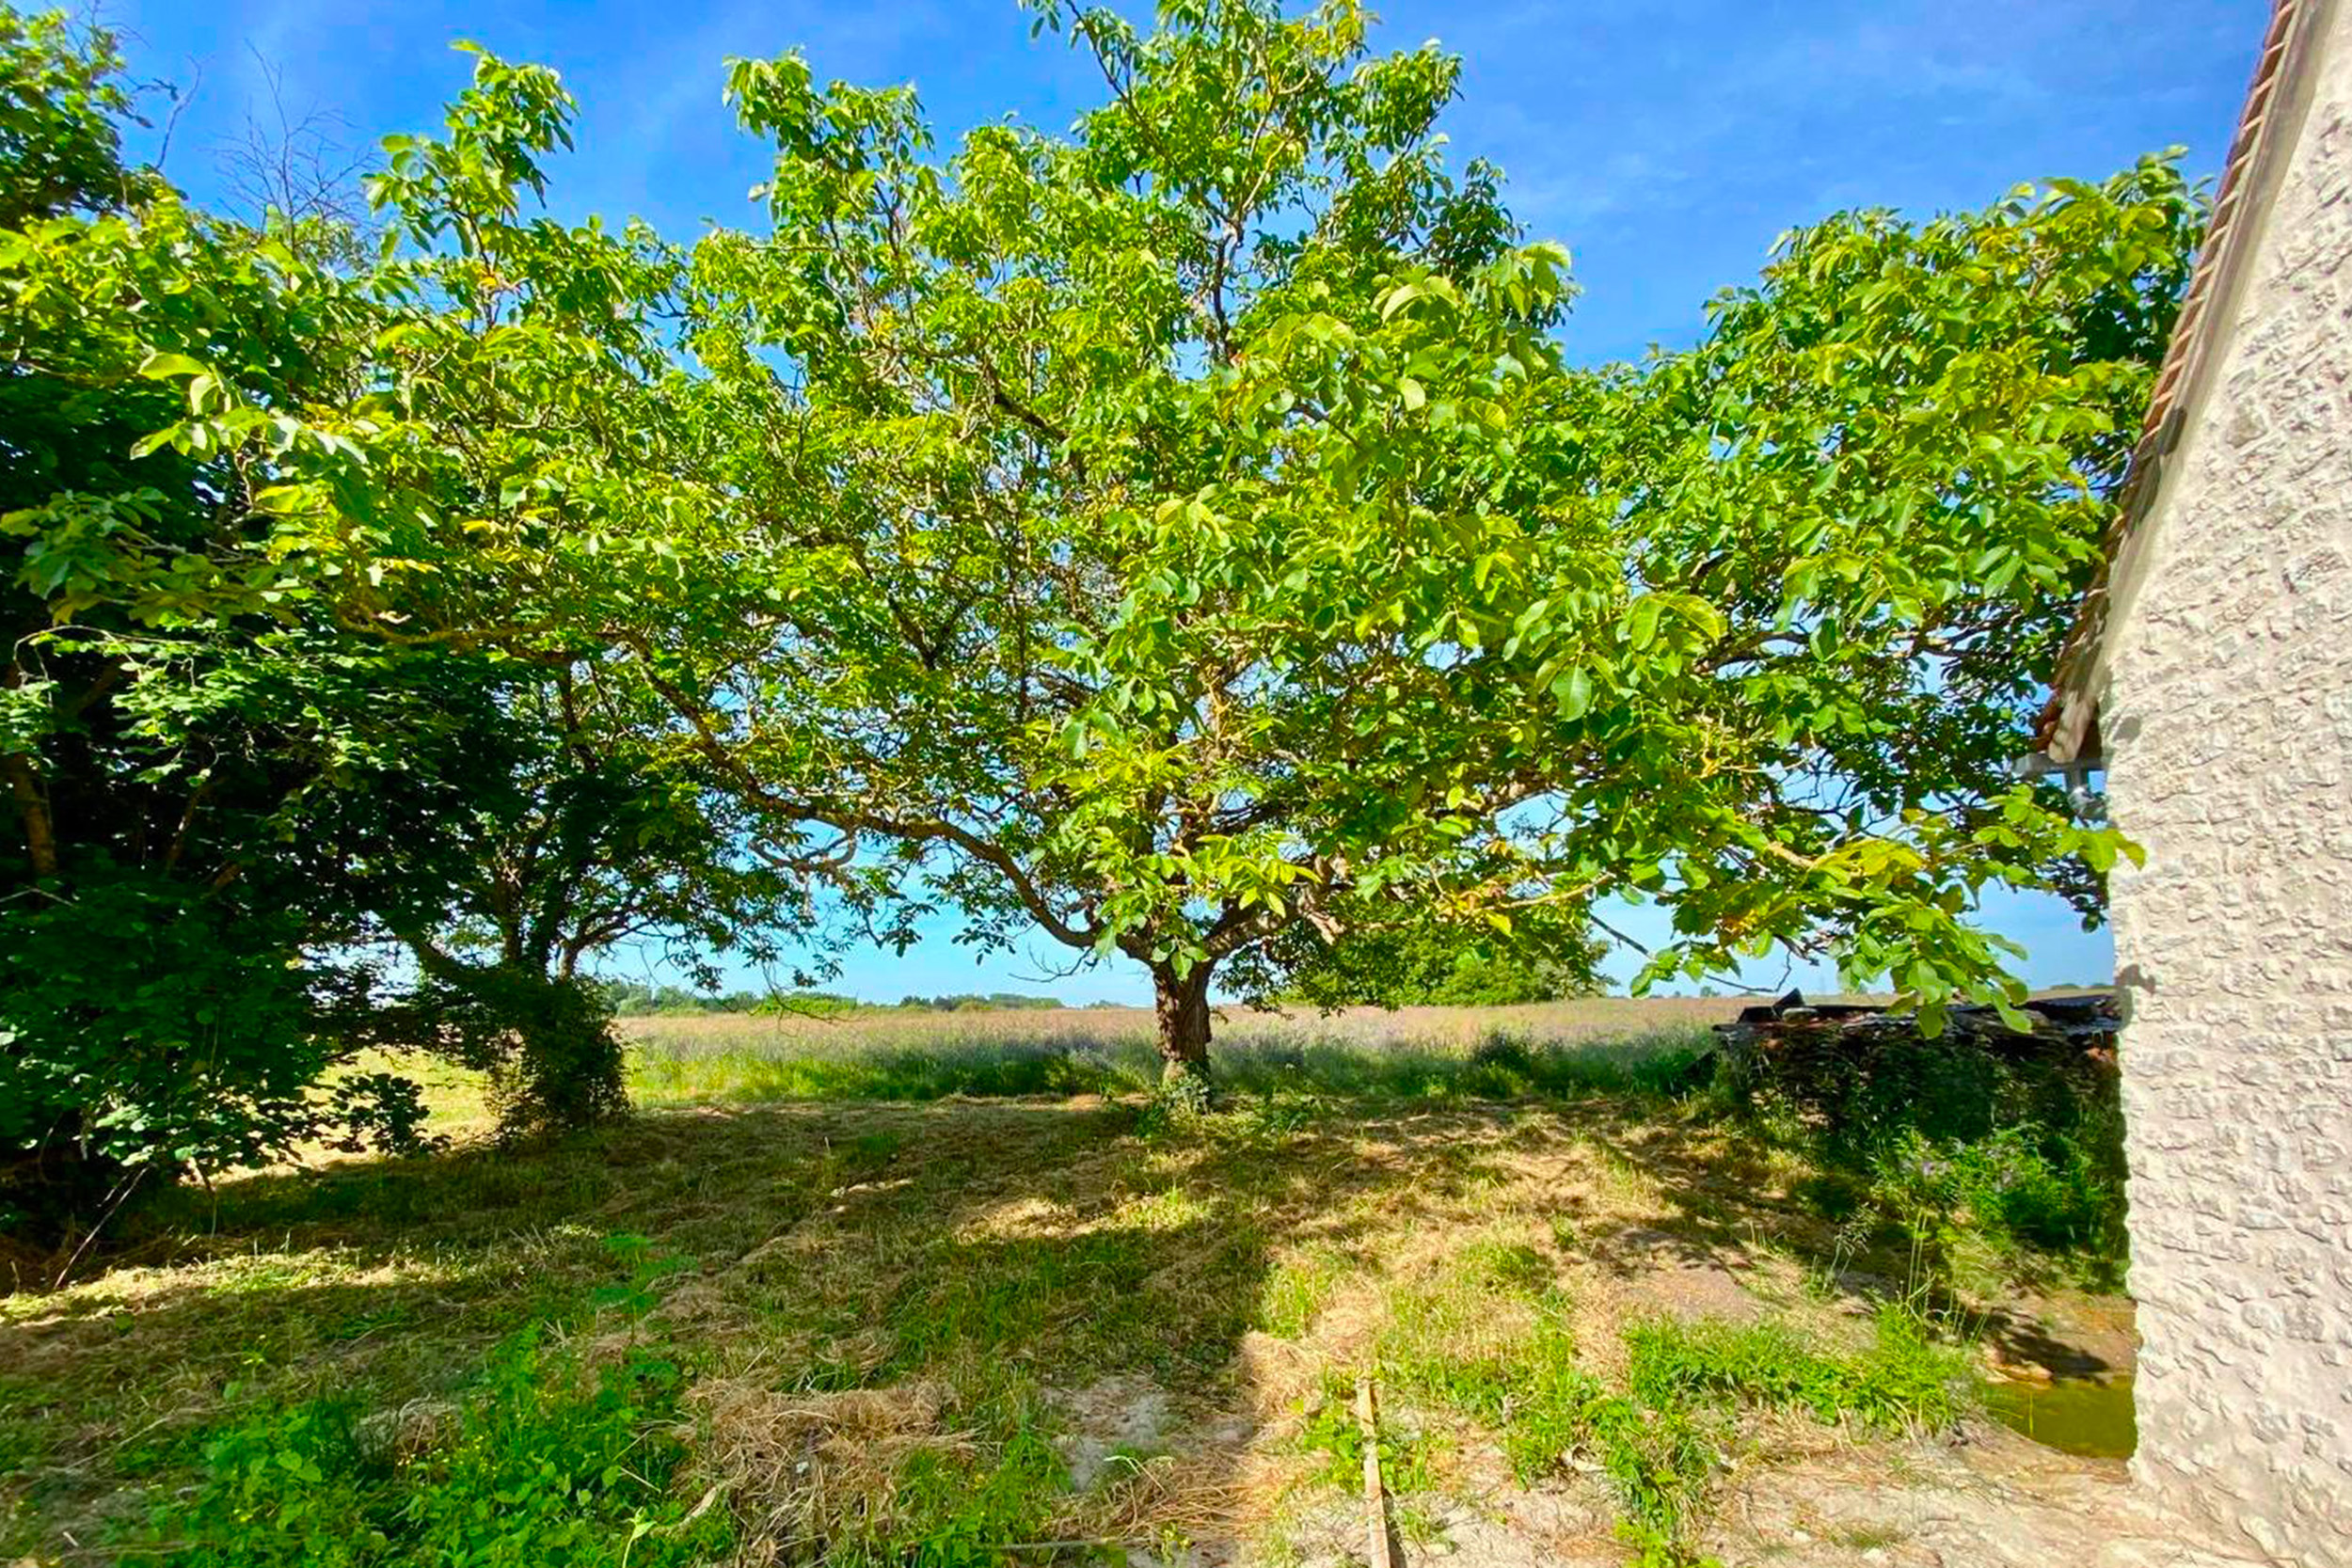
592;980;1073;1017
591;982;774;1017
889;993;1070;1013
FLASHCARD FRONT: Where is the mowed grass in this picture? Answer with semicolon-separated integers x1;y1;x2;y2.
2;1002;2086;1568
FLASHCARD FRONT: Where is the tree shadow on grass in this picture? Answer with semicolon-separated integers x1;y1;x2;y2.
3;1094;1541;1564
1558;1115;2127;1379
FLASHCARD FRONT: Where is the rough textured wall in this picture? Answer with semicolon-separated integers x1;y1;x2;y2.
2101;9;2352;1563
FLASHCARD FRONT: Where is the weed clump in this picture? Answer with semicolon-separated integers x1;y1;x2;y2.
1485;1311;1962;1566
1703;1020;2130;1289
135;1333;726;1568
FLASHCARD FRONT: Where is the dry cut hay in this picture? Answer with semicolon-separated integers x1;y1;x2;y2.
1051;1447;1250;1544
683;1376;967;1563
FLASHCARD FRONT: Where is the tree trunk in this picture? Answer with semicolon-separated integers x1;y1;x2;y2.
1152;961;1215;1088
5;752;58;879
2;665;58;879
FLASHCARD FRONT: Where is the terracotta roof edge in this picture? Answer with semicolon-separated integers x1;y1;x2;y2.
2037;0;2335;765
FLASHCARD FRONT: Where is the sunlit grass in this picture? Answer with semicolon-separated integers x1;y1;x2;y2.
624;1006;1724;1117
620;995;1740;1065
334;1004;1729;1137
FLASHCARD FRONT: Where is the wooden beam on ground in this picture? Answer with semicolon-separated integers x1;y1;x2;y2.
1356;1374;1395;1568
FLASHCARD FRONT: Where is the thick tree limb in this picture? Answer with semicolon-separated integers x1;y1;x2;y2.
633;660;1108;953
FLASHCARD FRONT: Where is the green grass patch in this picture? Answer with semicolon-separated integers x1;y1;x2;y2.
132;1333;728;1568
1368;1235;1968;1567
1625;1305;1968;1434
1256;1242;1352;1338
634;1040;1159;1104
12;1035;2068;1568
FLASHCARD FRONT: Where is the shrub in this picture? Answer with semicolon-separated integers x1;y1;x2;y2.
1724;1023;2129;1279
375;966;630;1140
1866;1119;2127;1273
0;879;447;1245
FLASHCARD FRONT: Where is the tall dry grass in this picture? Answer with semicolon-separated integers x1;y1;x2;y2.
622;996;1744;1058
620;996;1748;1106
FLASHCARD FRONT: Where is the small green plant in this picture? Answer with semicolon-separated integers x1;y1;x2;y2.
1375;1228;1965;1568
1565;1393;1723;1568
136;1334;728;1567
154;1398;386;1568
1558;1309;1964;1564
1227;1084;1330;1141
862;1412;1064;1568
1297;1379;1436;1495
591;1231;696;1316
395;1342;721;1568
1134;1069;1217;1136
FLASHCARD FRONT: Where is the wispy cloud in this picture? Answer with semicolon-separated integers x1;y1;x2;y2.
586;0;961;223
1389;0;2259;358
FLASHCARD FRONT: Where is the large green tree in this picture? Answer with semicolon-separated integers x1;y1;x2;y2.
641;1;1599;1078
0;10;773;1236
298;0;2185;1082
33;0;2195;1109
259;2;1596;1083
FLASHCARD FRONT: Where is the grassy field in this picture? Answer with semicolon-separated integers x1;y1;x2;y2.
0;1001;2135;1568
623;998;1744;1107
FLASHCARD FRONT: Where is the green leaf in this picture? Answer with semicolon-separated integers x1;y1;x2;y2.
1550;666;1592;721
137;352;207;381
1627;595;1663;651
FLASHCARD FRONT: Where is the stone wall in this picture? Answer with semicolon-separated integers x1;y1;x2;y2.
2099;5;2352;1561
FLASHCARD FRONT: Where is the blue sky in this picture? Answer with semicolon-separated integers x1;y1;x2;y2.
103;0;2264;1001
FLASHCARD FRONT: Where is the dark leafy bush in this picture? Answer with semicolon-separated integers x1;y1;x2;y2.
1868;1118;2127;1262
0;878;424;1242
1724;1023;2128;1275
366;965;629;1141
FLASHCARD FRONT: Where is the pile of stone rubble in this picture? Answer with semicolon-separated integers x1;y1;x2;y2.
1707;989;2121;1097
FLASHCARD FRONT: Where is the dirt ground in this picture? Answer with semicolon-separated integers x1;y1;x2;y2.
1116;1409;2267;1568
